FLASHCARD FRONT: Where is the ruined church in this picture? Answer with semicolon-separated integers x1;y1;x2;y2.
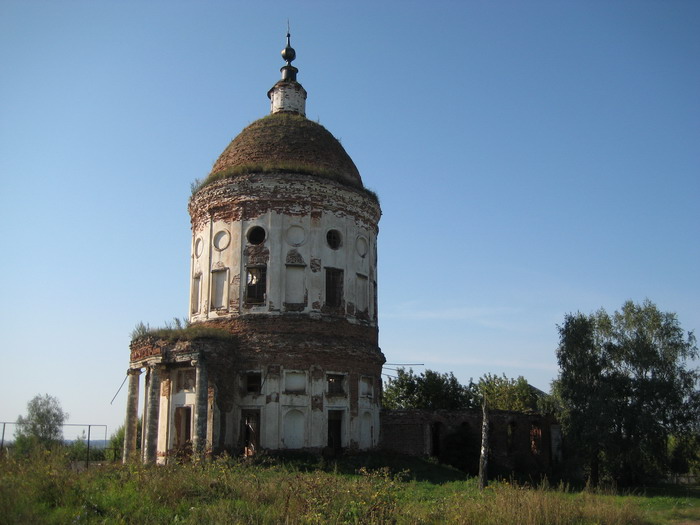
123;35;561;478
124;34;383;463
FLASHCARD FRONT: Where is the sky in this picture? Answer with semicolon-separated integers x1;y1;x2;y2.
1;1;698;440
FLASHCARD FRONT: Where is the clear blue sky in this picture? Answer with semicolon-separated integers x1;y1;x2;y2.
1;1;698;439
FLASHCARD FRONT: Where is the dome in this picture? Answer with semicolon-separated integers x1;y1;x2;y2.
207;112;364;189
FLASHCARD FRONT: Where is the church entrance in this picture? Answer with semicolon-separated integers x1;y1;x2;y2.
174;406;192;449
241;410;260;456
327;410;343;451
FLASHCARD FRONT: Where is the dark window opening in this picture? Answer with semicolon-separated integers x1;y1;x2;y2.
431;422;442;457
247;226;266;245
246;372;262;394
174;406;192;449
246;266;267;305
507;421;517;452
325;268;343;307
326;229;342;250
327;374;345;395
328;410;343;451
530;423;542;455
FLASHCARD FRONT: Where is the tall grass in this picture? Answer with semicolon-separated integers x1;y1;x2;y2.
0;450;685;524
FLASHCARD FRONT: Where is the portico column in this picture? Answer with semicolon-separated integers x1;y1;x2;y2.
143;364;161;463
122;368;142;463
192;358;208;455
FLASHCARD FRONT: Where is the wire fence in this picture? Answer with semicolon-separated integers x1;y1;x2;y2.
0;422;120;466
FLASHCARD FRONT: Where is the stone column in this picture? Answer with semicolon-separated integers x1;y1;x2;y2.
192;358;208;455
143;365;161;464
122;368;142;463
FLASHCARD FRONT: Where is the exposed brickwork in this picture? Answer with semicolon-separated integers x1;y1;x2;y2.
285;249;305;265
310;258;321;272
188;174;380;232
244;244;270;265
130;315;384;408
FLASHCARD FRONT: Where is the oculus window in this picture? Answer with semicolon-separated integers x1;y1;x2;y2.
326;229;342;250
247;226;266;245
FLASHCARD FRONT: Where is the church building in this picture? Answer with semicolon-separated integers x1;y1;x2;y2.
123;34;384;463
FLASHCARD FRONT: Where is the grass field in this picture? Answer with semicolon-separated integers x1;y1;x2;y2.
1;450;698;524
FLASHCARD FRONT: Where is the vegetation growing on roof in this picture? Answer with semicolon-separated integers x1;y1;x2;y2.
195;163;343;191
189;112;376;199
189;165;379;203
130;318;235;343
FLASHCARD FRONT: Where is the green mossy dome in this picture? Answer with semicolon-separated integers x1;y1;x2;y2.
207;112;363;189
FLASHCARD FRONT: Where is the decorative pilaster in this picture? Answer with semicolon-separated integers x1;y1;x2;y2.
122;368;142;463
192;358;209;455
143;365;161;463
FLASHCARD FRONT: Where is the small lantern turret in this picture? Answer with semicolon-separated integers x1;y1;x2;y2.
268;30;307;115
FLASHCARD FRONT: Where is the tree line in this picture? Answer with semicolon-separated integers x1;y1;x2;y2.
383;369;543;412
383;300;699;485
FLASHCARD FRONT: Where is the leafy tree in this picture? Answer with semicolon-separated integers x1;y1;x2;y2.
15;394;68;453
383;368;476;410
108;418;142;461
556;300;699;485
475;373;539;411
383;369;550;413
668;434;700;476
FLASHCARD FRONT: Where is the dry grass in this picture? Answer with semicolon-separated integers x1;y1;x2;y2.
130;320;235;343
1;450;694;524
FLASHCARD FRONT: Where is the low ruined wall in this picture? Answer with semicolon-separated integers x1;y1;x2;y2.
380;409;559;478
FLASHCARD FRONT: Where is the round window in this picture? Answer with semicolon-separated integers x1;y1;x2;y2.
286;225;306;246
213;230;230;251
326;229;342;250
247;226;266;245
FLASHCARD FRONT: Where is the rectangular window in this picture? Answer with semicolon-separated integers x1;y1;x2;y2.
285;371;307;394
360;376;374;398
176;369;196;392
285;265;305;304
245;372;262;394
356;274;368;312
507;422;517;452
530;423;542;455
191;275;201;314
325;268;344;307
211;269;227;309
246;266;267;305
327;374;345;395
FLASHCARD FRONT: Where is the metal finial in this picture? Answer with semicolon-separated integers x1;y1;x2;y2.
281;23;296;66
